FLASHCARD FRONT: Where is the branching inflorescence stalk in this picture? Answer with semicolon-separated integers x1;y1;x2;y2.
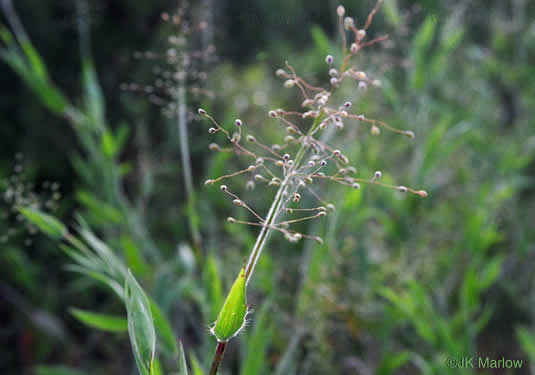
200;2;428;374
244;115;323;284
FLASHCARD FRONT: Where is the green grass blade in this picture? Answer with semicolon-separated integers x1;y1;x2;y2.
125;270;156;375
240;301;272;375
69;308;128;333
149;298;179;356
18;207;66;239
178;341;189;375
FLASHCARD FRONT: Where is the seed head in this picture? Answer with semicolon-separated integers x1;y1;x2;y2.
198;108;206;115
344;17;355;29
374;171;382;179
302;111;319;119
204;179;215;185
325;55;334;65
209;127;217;134
371;125;381;135
286;233;299;243
283;153;290;161
220;185;227;191
416;190;428;198
317;211;327;217
233;199;243;206
284;79;296;88
302;99;314;107
246;135;256;142
209;143;221;151
337;5;345;17
247;165;256;172
397;186;408;193
231;133;241;143
339;154;349;164
355;71;367;80
268;110;278;118
352;182;361;189
350;43;359;54
235;119;243;127
357;114;365;121
270;177;281;186
357;29;367;40
275;68;288;77
227;217;236;223
321;160;327;167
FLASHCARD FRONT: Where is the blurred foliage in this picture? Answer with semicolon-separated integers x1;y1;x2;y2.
2;0;535;374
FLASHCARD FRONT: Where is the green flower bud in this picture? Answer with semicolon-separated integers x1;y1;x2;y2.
211;267;248;342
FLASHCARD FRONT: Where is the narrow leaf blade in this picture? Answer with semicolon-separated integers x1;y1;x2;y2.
69;308;127;333
125;270;156;375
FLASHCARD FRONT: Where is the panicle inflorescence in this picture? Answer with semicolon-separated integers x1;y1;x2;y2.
120;1;216;119
198;1;427;249
0;153;62;246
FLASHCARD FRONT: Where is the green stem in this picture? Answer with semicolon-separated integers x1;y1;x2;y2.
176;21;203;262
244;115;324;284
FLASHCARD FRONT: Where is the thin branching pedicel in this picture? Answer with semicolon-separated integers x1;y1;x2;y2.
202;2;427;373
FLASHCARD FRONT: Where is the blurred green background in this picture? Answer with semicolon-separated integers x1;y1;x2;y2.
1;0;535;374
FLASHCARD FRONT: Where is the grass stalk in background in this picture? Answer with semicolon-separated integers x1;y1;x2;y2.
171;3;203;257
177;75;202;254
124;3;215;261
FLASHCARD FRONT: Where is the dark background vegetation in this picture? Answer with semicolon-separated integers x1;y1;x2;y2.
1;0;535;374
